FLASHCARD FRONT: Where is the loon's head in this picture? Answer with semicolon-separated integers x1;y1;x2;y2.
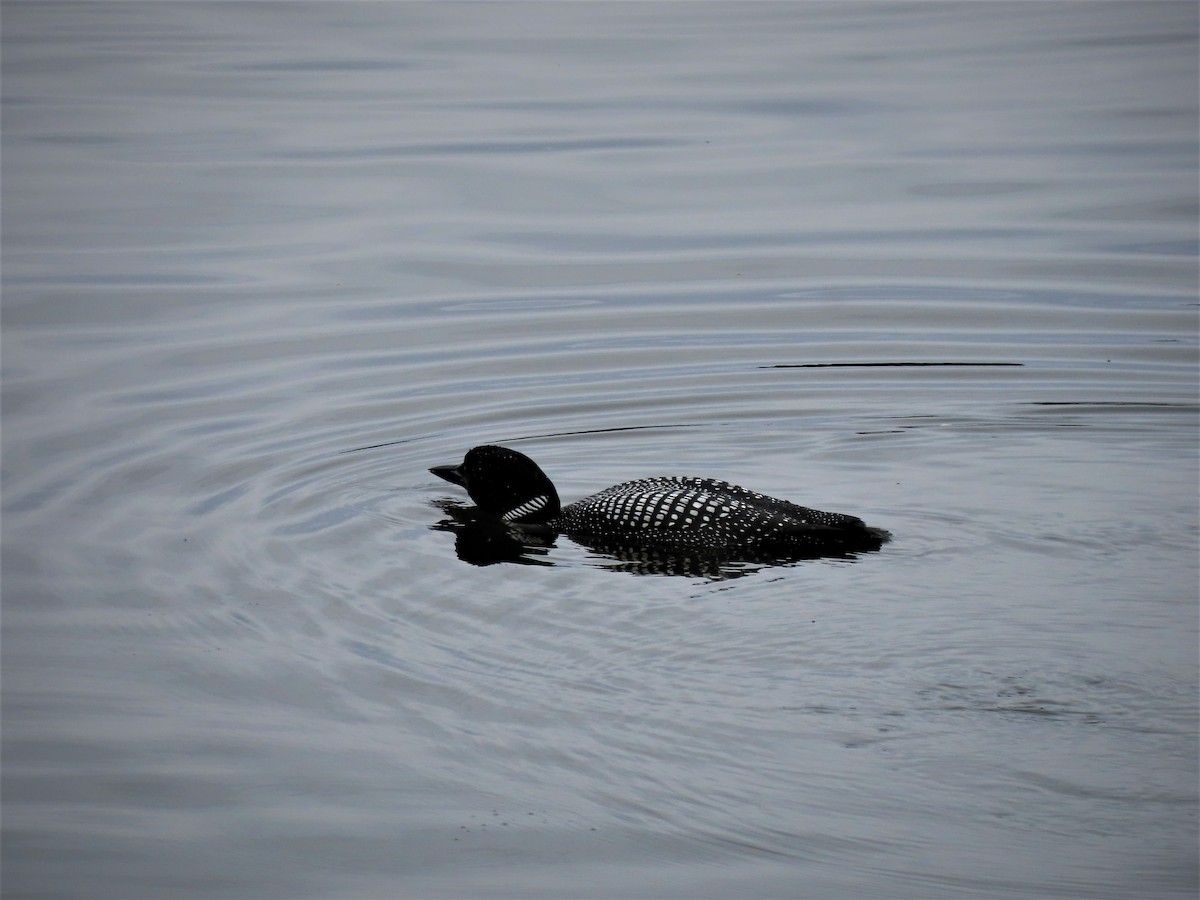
430;445;562;525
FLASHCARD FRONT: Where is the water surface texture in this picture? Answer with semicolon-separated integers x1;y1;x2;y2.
3;3;1197;898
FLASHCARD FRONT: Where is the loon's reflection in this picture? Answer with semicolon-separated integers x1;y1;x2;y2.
430;500;555;567
431;500;883;578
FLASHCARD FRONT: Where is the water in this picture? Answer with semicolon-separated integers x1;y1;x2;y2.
3;3;1197;898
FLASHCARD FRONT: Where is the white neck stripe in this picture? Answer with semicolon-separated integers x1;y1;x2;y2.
502;494;549;522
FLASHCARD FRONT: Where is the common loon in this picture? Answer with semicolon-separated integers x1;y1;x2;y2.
430;445;889;555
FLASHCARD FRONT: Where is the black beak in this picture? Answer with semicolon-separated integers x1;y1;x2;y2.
430;463;466;488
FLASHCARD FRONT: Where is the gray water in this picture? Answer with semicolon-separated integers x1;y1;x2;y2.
3;3;1197;898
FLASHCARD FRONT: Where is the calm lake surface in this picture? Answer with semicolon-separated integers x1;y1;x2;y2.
3;3;1197;898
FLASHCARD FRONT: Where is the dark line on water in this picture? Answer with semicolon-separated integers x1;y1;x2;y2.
517;424;706;441
1029;401;1191;407
763;361;1024;368
343;423;703;455
342;438;421;454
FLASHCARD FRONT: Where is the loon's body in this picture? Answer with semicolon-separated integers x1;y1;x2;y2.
430;445;888;554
